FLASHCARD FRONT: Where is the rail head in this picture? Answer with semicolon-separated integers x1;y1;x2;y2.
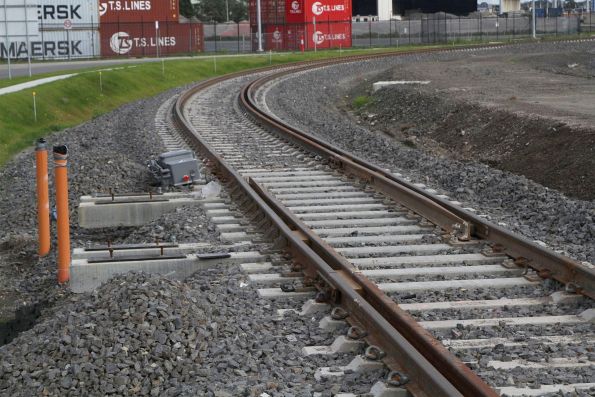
240;61;595;300
171;52;494;396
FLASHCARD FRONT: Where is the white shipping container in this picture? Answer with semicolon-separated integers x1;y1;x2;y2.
0;2;38;38
1;28;99;59
37;0;99;29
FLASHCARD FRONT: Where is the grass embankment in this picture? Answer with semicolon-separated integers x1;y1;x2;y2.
4;33;571;165
1;49;404;165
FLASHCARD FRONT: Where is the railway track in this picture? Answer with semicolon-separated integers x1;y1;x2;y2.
171;47;595;396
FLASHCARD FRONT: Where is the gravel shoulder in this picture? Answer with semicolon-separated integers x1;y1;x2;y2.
0;86;193;334
265;41;595;264
352;46;595;200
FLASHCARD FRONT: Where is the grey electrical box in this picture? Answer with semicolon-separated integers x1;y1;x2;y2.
148;150;200;187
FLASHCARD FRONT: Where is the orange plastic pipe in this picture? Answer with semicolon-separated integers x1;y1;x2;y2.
53;145;70;284
35;139;50;257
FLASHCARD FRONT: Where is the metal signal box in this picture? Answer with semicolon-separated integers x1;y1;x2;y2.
148;150;200;187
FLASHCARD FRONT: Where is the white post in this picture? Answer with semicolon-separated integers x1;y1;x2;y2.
161;58;164;76
155;20;160;57
24;0;31;77
256;0;263;52
269;49;271;64
532;0;536;39
32;91;37;121
99;71;102;93
213;55;217;72
3;0;12;79
313;16;317;52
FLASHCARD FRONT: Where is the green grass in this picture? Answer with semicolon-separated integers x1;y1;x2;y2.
1;48;424;165
3;31;587;165
0;53;316;164
352;95;371;109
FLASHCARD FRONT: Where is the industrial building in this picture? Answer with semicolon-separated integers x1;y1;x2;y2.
353;0;478;20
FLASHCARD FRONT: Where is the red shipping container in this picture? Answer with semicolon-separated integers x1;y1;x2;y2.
99;0;179;23
286;0;351;23
305;20;351;49
265;25;286;51
100;22;203;57
249;0;285;25
286;0;305;23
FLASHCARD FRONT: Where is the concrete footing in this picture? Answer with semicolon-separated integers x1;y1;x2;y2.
78;191;225;228
70;249;265;293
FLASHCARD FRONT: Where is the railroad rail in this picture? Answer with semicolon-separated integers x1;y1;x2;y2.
172;46;595;396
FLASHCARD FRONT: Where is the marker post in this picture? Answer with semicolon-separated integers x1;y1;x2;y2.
32;91;37;122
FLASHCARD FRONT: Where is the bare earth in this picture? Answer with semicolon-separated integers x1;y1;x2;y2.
362;46;595;200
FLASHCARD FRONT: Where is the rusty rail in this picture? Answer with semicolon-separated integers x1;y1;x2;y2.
171;52;489;397
173;43;594;396
241;64;595;301
249;179;498;397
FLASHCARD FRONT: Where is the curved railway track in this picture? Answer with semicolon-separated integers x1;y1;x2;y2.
171;45;595;396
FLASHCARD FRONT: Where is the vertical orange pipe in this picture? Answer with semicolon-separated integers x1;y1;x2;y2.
53;145;70;284
35;138;50;257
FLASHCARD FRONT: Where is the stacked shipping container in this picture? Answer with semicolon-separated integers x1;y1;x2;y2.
250;0;352;51
36;0;101;59
99;0;203;57
1;0;202;60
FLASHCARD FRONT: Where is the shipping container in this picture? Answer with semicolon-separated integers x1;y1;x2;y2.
253;20;351;51
305;20;351;48
249;0;285;25
100;22;202;56
37;0;100;29
1;28;100;59
305;0;351;22
285;0;305;23
265;24;286;50
0;2;39;41
286;0;351;23
100;0;178;23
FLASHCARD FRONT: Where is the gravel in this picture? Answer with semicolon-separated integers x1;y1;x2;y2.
0;85;205;332
264;41;595;265
0;269;389;396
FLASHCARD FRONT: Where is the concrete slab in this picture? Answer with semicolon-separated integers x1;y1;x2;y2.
400;296;560;312
291;203;387;213
497;383;595;396
362;264;517;279
378;277;535;293
70;251;265;293
306;217;418;228
281;197;380;206
297;210;395;221
350;253;504;268
326;233;427;245
373;80;430;91
78;195;221;228
337;243;453;257
72;242;250;261
419;315;585;330
442;335;595;350
314;225;429;237
275;191;370;200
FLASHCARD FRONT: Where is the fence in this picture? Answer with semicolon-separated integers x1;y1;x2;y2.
203;12;593;53
1;13;593;60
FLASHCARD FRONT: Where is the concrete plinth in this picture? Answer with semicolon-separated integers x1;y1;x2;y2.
70;250;266;293
78;192;226;228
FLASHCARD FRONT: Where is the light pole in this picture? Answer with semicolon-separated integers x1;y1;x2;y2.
532;0;536;39
256;0;263;52
3;0;12;79
225;0;229;22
